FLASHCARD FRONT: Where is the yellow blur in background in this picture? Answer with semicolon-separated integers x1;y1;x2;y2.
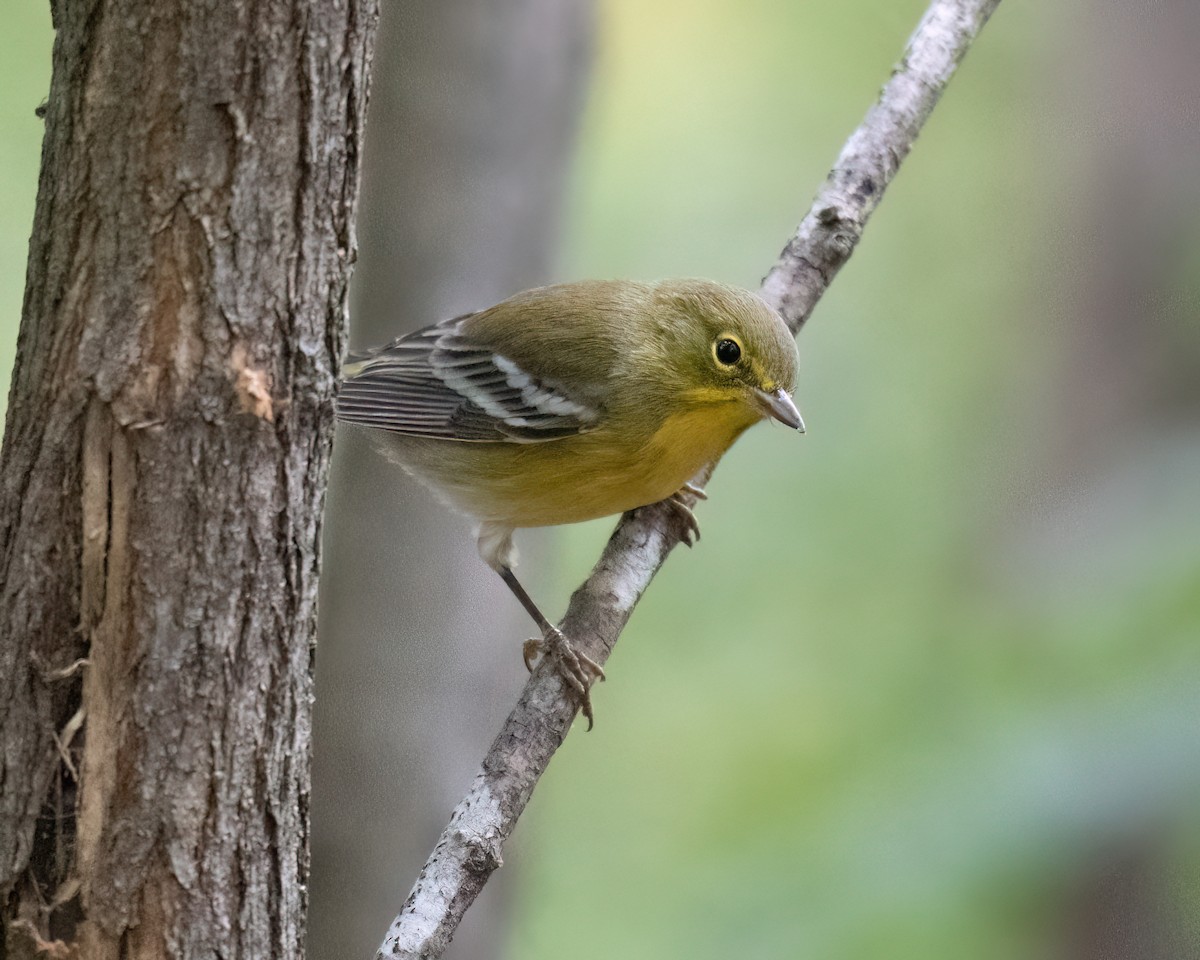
3;1;1199;959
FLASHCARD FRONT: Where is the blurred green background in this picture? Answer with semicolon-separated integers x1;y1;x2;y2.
4;1;1200;959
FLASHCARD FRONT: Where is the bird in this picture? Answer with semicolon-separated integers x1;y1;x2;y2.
335;278;803;727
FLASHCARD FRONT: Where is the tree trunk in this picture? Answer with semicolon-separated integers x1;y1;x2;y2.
0;0;378;956
309;1;593;957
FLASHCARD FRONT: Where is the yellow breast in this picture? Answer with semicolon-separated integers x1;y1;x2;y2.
381;401;760;529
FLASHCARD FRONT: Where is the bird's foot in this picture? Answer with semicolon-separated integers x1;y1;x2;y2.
523;627;606;730
665;482;707;546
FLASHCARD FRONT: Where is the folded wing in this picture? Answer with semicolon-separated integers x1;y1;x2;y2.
336;315;600;443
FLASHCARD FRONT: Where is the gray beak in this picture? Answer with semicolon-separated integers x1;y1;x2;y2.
755;387;805;432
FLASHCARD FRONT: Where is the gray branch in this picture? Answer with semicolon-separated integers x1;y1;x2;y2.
375;1;1003;957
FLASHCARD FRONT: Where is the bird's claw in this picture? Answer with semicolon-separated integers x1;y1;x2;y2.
523;627;606;730
665;488;705;546
522;638;541;674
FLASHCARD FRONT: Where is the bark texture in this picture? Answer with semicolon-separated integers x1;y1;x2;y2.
375;1;1003;957
0;0;378;956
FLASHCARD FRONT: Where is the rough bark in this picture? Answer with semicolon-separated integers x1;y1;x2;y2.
0;0;378;957
374;1;1003;957
309;1;593;958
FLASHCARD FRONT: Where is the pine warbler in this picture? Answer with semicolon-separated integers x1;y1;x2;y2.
336;278;803;726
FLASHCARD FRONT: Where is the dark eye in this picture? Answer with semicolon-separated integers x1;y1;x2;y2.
715;338;741;365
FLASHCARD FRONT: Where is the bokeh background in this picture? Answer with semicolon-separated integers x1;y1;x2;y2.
3;1;1199;959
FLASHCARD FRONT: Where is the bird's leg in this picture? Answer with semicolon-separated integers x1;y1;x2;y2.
498;565;605;729
664;481;708;547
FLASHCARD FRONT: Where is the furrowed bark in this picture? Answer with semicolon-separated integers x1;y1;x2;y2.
0;0;379;957
374;1;1003;957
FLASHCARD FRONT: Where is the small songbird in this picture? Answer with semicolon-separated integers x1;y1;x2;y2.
336;278;803;726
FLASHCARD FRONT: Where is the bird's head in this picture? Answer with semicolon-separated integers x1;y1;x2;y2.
650;279;804;432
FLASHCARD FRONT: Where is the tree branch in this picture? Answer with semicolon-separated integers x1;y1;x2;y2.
374;1;1002;957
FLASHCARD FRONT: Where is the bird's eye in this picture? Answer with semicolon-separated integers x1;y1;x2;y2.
714;338;742;365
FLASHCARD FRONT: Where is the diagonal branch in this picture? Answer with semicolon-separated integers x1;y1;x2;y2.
374;1;1003;956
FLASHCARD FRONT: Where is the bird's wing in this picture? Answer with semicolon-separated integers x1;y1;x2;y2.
336;314;601;442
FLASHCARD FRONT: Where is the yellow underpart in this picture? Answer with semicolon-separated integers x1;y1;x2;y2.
374;398;760;529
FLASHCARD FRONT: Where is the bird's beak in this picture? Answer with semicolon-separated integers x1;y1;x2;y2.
755;387;805;432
